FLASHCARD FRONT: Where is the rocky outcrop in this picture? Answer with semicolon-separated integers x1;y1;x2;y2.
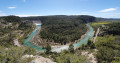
22;55;56;63
30;56;56;63
13;38;21;47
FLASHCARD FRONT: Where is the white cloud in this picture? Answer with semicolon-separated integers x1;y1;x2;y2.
0;11;6;16
99;8;116;12
15;14;40;17
8;7;16;9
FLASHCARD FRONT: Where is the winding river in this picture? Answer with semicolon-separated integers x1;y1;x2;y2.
73;24;93;48
24;23;93;52
23;24;46;52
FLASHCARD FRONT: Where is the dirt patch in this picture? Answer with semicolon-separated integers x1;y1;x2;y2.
81;51;97;63
22;55;56;63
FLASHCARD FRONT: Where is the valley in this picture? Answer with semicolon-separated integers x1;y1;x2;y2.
0;15;120;63
1;0;120;63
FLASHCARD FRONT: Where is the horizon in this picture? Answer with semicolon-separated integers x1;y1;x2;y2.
1;15;120;19
0;0;120;18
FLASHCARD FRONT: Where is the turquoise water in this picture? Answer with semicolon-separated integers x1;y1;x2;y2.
23;24;46;52
73;24;93;48
24;24;93;51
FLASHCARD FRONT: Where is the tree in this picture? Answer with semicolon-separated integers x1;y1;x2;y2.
81;44;85;50
90;42;95;49
95;35;117;63
87;40;95;49
69;44;74;53
96;47;114;63
87;40;92;46
45;43;51;54
66;58;71;63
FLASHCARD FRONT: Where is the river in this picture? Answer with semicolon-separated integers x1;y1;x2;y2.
73;24;93;48
24;24;93;52
23;24;46;52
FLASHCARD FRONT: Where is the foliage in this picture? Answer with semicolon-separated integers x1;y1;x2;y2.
45;44;51;54
0;46;36;63
52;52;87;63
92;22;120;63
87;40;95;49
39;15;96;44
96;47;115;63
4;16;22;23
0;16;34;47
101;22;120;35
112;57;120;63
91;22;109;26
95;35;120;63
81;44;85;50
95;35;115;49
69;44;74;53
90;22;109;33
77;39;95;50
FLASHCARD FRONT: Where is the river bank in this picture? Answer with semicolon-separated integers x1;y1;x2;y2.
23;23;94;53
51;24;94;52
23;24;46;52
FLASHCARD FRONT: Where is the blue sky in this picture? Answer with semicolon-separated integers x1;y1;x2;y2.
0;0;120;18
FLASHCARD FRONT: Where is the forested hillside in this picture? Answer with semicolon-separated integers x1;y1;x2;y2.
0;16;38;63
40;15;95;44
23;15;96;45
91;22;120;63
0;16;35;47
23;15;96;23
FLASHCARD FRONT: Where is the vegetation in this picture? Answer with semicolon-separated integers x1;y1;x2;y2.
0;16;36;63
39;15;96;44
91;22;109;26
41;39;97;63
41;50;90;63
1;15;120;63
45;43;52;54
69;44;74;53
95;35;120;63
92;22;120;63
0;16;34;47
87;40;95;49
54;52;87;63
0;46;36;63
76;40;95;50
100;22;120;35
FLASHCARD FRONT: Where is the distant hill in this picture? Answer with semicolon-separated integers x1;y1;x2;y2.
105;18;120;20
22;15;96;23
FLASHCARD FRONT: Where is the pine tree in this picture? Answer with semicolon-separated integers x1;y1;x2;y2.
69;44;74;53
46;43;51;54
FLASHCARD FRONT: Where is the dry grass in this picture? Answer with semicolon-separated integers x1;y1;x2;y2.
91;22;109;27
